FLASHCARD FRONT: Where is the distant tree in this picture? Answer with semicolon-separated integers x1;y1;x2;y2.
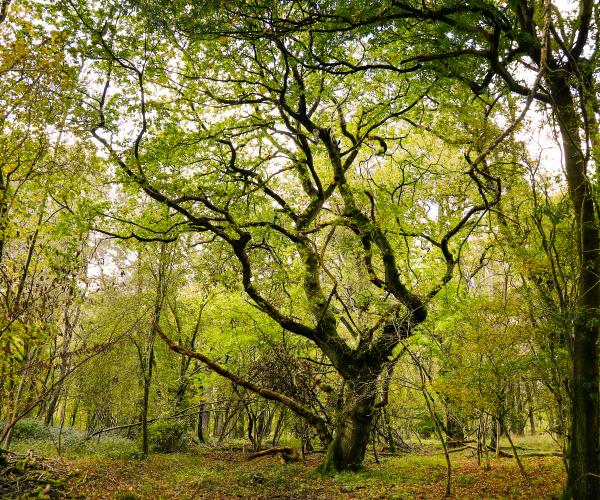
0;0;98;448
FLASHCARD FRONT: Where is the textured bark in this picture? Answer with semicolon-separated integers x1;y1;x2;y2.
524;382;536;435
321;380;377;473
141;349;153;457
552;77;600;499
196;402;205;443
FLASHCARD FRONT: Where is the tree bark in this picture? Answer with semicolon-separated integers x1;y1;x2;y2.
320;379;376;473
550;76;600;499
141;347;153;457
524;382;536;435
196;401;205;443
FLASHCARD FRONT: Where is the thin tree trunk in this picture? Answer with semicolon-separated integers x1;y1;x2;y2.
500;418;528;480
1;363;29;449
525;382;536;435
70;398;79;428
417;355;452;498
57;395;67;456
482;415;491;471
271;407;286;447
495;418;501;459
141;346;154;457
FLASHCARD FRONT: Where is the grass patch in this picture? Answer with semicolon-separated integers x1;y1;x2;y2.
506;433;563;451
455;473;476;486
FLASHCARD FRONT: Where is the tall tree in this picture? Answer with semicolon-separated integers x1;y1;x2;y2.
238;0;598;494
65;0;510;471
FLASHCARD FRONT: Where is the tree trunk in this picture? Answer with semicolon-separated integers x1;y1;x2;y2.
551;78;600;499
44;284;77;427
247;412;255;450
196;402;205;443
271;407;286;447
495;418;501;458
320;381;376;473
141;349;153;457
524;382;536;435
70;399;79;428
44;391;59;427
382;408;396;453
511;383;525;436
1;366;28;450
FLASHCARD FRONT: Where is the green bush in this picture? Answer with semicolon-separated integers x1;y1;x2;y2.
415;416;435;439
147;420;186;453
10;419;51;441
107;447;146;460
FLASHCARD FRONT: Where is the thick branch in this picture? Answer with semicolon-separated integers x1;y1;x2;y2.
155;322;332;444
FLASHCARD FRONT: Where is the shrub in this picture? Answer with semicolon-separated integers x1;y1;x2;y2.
415;416;435;439
10;419;51;441
147;420;186;453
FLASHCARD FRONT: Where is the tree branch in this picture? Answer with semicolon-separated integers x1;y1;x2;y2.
154;322;333;444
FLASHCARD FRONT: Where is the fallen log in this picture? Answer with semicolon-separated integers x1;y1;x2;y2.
247;446;300;463
520;451;563;457
375;450;412;456
447;445;478;454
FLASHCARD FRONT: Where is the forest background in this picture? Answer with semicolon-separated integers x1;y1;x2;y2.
0;0;598;498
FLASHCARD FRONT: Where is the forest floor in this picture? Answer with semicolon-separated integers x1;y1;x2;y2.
62;451;565;499
9;435;566;499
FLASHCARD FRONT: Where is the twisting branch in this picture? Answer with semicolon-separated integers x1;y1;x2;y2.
154;321;333;444
423;0;551;300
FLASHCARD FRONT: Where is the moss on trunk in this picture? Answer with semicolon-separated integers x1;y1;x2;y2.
320;382;376;473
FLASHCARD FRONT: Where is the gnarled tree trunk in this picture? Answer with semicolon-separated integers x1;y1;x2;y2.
321;378;378;473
